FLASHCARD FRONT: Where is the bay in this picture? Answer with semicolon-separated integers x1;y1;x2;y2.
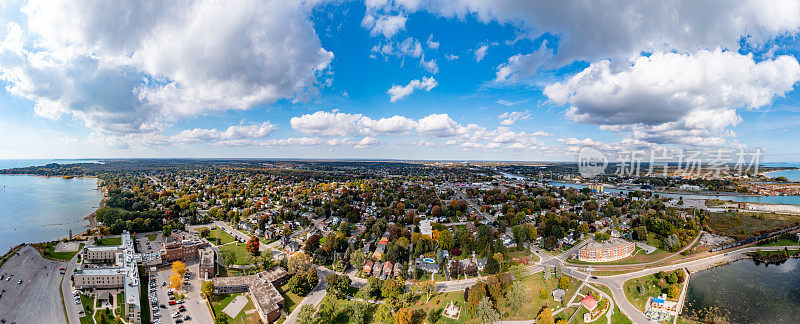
0;175;103;254
684;258;800;323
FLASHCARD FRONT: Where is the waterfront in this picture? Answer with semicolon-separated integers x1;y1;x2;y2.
764;169;800;182
0;159;100;170
549;181;800;205
684;258;800;323
0;174;103;254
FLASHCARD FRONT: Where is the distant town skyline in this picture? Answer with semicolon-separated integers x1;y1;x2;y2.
2;1;800;161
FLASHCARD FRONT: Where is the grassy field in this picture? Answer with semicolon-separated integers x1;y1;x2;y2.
202;227;236;245
278;282;305;314
707;211;800;239
210;293;260;323
36;242;84;261
79;293;95;324
115;293;125;318
623;270;685;312
137;266;151;324
94;308;123;324
404;272;577;323
97;237;122;246
591;284;632;324
146;233;158;241
221;242;253;265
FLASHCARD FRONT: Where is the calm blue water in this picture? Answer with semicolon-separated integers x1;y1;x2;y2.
0;159;101;170
764;169;800;182
685;258;800;323
0;175;103;254
549;181;800;205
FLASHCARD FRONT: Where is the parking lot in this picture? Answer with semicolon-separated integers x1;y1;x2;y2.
150;260;213;324
0;245;66;324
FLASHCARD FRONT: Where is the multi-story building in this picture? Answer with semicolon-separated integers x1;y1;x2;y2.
160;230;208;262
212;268;288;323
198;247;216;279
577;238;635;262
75;231;141;324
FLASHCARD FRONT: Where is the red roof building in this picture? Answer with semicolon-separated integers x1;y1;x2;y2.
581;295;598;311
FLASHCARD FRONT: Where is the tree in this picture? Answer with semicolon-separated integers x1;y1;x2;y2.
375;304;393;324
219;249;235;267
578;222;590;234
412;281;436;302
394;307;414;324
305;234;321;254
467;282;486;316
215;313;231;324
505;281;526;314
288;253;312;273
350;302;369;324
246;236;260;256
201;281;214;298
476;297;500;323
325;274;352;297
288;269;318;296
537;307;554;324
381;278;404;300
594;232;611;242
539;288;547;299
667;284;679;299
169;273;183;290
172;261;188;277
163;225;172;237
199;227;210;238
297;304;316;324
484;256;500;274
558;277;571;290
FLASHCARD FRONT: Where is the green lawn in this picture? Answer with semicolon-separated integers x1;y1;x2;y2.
756;239;800;247
204;227;236;245
278;282;305;314
35;242;84;261
94;308;123;324
97;237;122;246
79;293;95;324
406;271;576;323
221;242;254;265
115;293;125;318
138;266;151;324
210;293;260;323
146;233;158;241
623;270;685;312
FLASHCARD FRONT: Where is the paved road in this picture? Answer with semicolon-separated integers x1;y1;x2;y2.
0;245;67;324
61;244;85;324
283;267;331;323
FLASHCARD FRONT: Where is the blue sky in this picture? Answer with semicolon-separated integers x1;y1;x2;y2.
1;0;799;161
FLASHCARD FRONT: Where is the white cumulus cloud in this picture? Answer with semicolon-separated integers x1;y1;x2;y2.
387;76;437;102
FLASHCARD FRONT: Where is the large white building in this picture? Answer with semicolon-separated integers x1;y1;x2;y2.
75;232;142;323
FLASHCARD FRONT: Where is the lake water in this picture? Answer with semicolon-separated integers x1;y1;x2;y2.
549;181;800;205
764;169;800;182
684;258;800;323
0;175;103;254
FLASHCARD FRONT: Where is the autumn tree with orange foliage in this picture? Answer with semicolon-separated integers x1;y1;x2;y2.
246;236;260;256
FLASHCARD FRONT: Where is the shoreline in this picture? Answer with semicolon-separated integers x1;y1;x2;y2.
0;174;105;256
